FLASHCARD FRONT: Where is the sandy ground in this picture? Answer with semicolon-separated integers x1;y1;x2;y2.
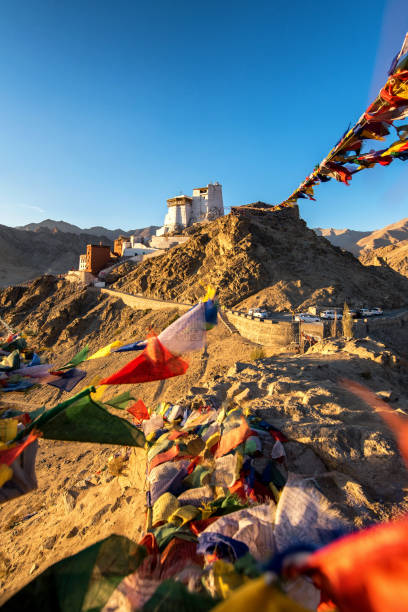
0;320;261;603
1;306;408;604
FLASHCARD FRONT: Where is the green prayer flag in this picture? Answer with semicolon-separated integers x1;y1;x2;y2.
143;579;217;612
14;387;94;441
14;387;145;447
2;535;146;612
59;345;90;370
104;390;135;410
39;393;145;447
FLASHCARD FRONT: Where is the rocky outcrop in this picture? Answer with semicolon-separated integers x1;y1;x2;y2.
359;240;408;279
112;205;408;311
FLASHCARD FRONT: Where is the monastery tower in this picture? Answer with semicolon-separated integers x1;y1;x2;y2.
155;182;224;236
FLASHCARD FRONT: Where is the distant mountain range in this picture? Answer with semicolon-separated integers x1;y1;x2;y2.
313;217;408;255
15;219;159;243
3;215;408;289
0;221;159;287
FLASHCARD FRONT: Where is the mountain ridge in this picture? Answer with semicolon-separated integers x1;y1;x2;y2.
15;219;159;242
0;224;112;288
313;217;408;255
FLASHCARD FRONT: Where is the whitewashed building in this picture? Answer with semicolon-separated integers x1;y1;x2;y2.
122;242;159;258
155;182;224;237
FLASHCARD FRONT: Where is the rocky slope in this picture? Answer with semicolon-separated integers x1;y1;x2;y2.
359;240;408;279
16;219;159;243
314;217;408;255
0;225;113;288
112;204;408;311
1;273;408;601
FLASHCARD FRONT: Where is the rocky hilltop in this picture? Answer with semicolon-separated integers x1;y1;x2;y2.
113;204;408;311
0;225;113;288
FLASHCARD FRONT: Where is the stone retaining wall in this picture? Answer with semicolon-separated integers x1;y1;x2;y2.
100;288;192;312
223;310;299;347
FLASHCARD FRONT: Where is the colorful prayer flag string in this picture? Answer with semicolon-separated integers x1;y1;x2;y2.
274;33;408;211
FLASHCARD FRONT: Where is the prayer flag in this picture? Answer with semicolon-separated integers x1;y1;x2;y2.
114;340;146;353
36;392;145;447
301;516;408;612
59;345;89;370
87;340;123;360
0;431;39;466
47;368;86;392
158;302;206;355
127;399;149;424
100;334;188;385
104;390;135;410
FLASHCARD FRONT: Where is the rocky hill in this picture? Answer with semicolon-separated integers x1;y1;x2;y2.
112;204;408;311
359;240;408;278
314;217;408;256
16;219;159;243
0;225;112;288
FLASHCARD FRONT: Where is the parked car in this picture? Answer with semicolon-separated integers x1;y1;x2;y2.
320;310;343;320
359;308;381;317
253;310;270;319
294;313;320;322
371;307;383;316
248;308;270;319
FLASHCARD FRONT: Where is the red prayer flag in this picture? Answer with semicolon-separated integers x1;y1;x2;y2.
127;399;149;424
148;445;180;473
100;333;188;385
0;431;39;466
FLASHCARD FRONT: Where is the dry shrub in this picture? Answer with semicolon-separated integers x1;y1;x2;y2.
250;346;266;361
342;302;354;339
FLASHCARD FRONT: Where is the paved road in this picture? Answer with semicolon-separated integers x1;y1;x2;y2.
233;307;408;323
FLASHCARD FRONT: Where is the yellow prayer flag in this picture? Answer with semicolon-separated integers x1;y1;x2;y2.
0;464;13;487
0;418;18;443
210;576;309;612
381;140;407;156
87;340;123;361
203;285;217;301
152;492;179;527
168;504;198;526
91;384;108;402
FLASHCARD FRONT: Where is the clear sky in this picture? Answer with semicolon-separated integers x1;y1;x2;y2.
0;0;407;231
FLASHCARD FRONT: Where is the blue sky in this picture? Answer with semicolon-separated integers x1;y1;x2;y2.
0;0;407;231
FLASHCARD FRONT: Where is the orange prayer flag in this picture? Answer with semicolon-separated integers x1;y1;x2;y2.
302;515;408;612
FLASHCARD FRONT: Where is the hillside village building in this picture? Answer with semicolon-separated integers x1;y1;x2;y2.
73;182;224;284
78;244;112;275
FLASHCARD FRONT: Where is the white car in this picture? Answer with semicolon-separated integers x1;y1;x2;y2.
253;310;270;319
371;307;383;316
360;308;377;317
294;314;320;322
320;310;343;320
248;308;269;319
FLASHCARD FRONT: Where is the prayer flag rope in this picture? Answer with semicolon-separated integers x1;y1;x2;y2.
273;33;408;212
